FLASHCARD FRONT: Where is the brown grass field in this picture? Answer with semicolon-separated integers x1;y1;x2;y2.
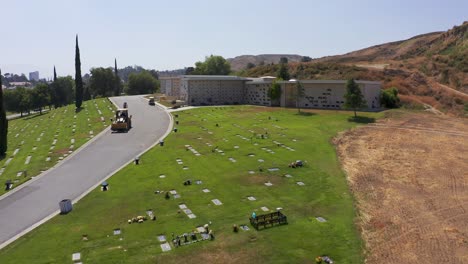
334;111;468;263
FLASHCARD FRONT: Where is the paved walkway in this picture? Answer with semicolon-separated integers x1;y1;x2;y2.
0;95;172;249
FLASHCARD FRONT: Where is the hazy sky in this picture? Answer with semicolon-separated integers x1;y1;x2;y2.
1;0;466;79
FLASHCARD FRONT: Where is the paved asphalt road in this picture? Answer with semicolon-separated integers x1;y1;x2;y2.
0;95;171;248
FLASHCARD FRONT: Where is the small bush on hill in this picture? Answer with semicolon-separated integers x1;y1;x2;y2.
381;87;400;108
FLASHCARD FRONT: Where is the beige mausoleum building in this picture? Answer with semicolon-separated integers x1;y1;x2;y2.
159;75;381;110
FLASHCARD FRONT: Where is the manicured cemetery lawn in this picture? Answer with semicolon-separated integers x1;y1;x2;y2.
0;106;382;263
0;98;116;195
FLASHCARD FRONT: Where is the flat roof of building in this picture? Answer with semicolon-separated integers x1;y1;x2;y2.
278;80;381;85
181;75;249;81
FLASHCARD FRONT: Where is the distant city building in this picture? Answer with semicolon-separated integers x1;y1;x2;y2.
161;75;381;110
8;82;32;89
29;71;39;81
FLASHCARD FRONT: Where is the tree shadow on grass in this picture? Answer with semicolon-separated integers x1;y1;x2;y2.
295;111;316;117
347;116;375;124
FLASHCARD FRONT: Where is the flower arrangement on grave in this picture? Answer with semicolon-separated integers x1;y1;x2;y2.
233;224;238;233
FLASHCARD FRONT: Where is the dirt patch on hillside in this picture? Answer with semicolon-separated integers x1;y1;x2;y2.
334;111;468;263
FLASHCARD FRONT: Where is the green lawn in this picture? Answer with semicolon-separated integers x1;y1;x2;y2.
0;106;382;263
0;98;116;195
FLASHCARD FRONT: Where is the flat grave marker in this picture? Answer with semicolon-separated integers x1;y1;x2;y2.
72;253;81;261
188;213;196;219
157;235;166;242
264;182;273;187
13;149;19;156
25;156;32;165
160;242;171;252
316;217;327;223
261;206;269;212
247;196;256;201
212;199;222;205
296;181;305;186
202;188;210;193
240;225;250;231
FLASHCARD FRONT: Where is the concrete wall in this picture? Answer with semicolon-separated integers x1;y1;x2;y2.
186;80;246;105
281;81;381;110
245;82;272;106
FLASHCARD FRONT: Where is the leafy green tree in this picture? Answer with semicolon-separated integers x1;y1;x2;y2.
268;79;282;106
246;62;256;69
3;89;21;114
192;55;231;75
126;71;158;95
89;67;115;97
16;87;32;115
75;35;83;109
185;67;195;75
0;69;7;156
31;83;51;114
277;63;290;80
380;87;400;108
54;76;75;107
344;79;367;117
295;80;305;113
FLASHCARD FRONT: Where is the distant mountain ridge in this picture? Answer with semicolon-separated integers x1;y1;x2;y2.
227;54;305;71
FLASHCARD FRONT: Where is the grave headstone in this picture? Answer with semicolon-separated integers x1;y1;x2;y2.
247;196;256;201
25;156;32;165
264;182;273;187
202;189;210;193
187;213;197;219
296;181;305;186
261;206;269;211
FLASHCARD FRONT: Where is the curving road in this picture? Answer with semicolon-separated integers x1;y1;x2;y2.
0;95;172;249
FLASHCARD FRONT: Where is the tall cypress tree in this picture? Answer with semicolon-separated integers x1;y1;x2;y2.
114;58;121;96
0;69;8;156
53;66;57;82
75;35;83;109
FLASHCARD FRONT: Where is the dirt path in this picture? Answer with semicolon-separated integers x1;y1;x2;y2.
334;111;468;264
